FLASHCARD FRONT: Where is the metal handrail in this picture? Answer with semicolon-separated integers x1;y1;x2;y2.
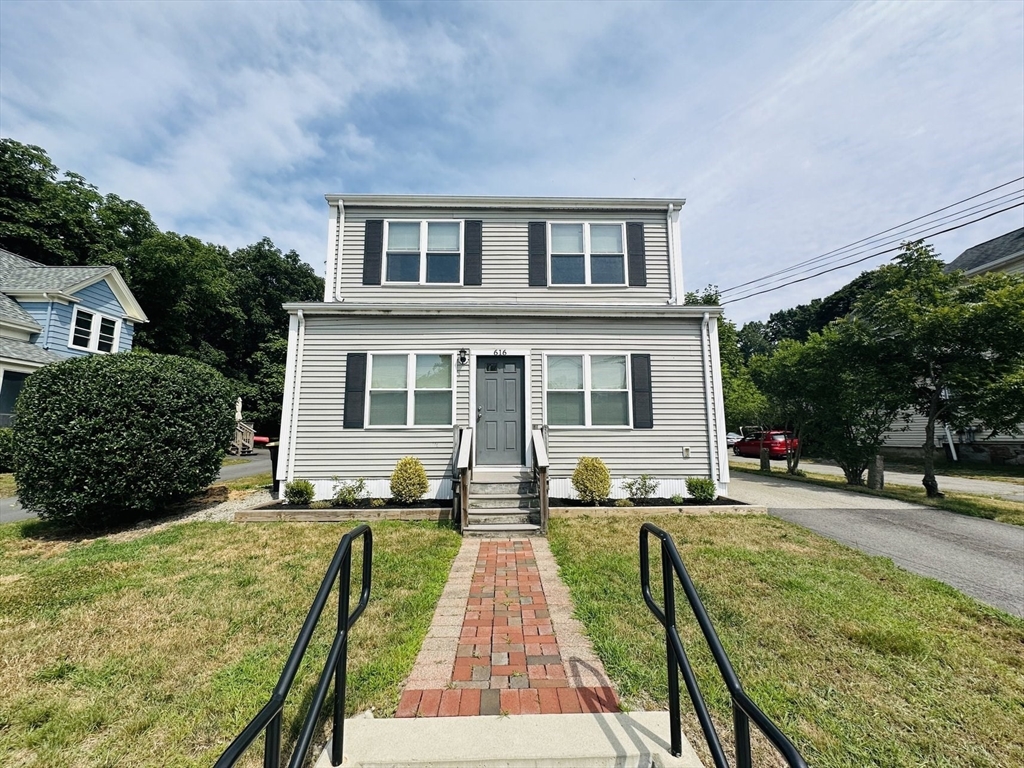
639;523;806;768
215;525;373;768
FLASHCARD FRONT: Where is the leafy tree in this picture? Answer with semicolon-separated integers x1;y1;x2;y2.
718;319;767;430
736;320;772;362
855;241;1024;496
684;284;721;305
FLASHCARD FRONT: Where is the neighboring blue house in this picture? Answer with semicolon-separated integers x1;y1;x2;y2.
0;248;148;426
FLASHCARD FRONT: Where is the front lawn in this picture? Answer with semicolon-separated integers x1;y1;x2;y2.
549;513;1024;768
0;519;461;767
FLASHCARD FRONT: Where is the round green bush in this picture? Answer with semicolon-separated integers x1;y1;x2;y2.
572;456;611;504
12;353;235;528
390;456;429;504
685;477;718;504
285;479;316;505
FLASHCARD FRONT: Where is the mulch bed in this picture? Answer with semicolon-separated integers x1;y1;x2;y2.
550;497;743;507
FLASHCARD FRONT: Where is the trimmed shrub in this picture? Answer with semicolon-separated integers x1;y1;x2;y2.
12;353;235;528
370;498;385;508
685;477;718;503
284;479;315;505
623;474;659;501
309;499;332;510
614;498;633;507
671;493;685;504
332;477;367;507
0;428;13;473
572;456;611;504
390;456;429;504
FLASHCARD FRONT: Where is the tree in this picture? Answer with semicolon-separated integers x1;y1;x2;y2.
718;319;767;430
855;241;1024;496
736;320;772;362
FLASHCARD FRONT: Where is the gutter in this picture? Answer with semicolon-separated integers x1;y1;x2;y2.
323;194;686;211
284;310;306;484
43;293;54;349
666;203;682;305
333;201;346;302
281;301;723;319
700;312;718;483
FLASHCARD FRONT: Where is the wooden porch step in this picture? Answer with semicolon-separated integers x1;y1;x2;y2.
467;509;538;526
468;493;540;510
471;469;533;483
462;522;542;537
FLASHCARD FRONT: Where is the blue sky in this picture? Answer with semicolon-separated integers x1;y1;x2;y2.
1;0;1022;323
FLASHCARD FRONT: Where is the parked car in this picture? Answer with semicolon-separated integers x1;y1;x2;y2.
726;432;742;447
733;430;799;459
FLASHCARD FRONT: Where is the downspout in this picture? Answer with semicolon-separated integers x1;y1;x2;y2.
334;201;346;302
700;312;719;483
286;309;306;483
666;204;678;305
42;293;54;348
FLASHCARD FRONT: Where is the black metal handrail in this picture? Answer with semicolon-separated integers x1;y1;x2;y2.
640;522;806;768
215;524;372;768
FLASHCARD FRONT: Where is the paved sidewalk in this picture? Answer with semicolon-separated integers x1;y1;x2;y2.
397;538;618;718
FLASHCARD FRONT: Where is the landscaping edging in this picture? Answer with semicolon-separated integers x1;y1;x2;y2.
235;500;454;523
550;504;766;517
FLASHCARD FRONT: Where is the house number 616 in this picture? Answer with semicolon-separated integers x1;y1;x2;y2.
493;349;507;356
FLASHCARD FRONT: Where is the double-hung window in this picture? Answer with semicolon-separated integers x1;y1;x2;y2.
546;354;631;426
385;221;462;284
367;353;454;426
549;223;626;285
68;307;120;353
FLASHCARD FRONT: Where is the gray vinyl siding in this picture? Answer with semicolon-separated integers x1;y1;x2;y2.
336;208;672;304
289;314;710;482
883;412;1024;448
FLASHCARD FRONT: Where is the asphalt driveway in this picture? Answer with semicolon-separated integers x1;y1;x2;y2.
727;472;1024;618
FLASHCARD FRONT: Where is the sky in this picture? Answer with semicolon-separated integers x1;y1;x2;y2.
1;0;1022;324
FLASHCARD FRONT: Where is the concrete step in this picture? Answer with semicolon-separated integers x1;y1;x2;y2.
470;481;538;495
316;711;703;768
463;522;543;537
467;509;539;526
468;493;540;510
472;469;533;483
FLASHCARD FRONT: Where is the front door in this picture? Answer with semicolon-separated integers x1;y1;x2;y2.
475;356;524;465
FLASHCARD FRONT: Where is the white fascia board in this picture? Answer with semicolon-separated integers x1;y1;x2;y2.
325;194;686;212
281;301;723;319
1;316;42;334
2;290;78;304
0;357;46;373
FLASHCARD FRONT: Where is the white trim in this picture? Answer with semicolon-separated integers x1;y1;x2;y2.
277;314;299;481
0;359;44;374
547;222;627;287
543;352;633;428
469;348;532;468
326;194;686;211
707;317;729;484
382;220;464;286
67;305;122;354
325;201;342;302
364;351;456;428
667;204;682;305
283;302;724;319
700;313;719;482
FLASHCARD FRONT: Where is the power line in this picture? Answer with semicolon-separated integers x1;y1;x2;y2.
720;191;1024;298
719;177;1024;295
721;201;1024;305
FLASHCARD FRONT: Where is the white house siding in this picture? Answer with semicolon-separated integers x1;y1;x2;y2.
285;313;718;499
336;208;673;305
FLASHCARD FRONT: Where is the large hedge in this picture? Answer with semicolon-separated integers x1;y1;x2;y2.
12;353;235;527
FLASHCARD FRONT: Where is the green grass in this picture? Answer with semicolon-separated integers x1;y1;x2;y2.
731;462;1024;526
883;458;1024;485
220;456;252;467
0;472;15;497
0;519;461;767
219;472;273;492
549;513;1024;767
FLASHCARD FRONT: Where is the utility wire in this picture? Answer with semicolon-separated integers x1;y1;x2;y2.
721;201;1024;305
719;176;1024;295
720;192;1024;298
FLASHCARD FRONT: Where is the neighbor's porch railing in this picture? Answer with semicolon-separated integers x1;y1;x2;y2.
640;522;807;768
230;420;256;455
531;426;549;534
215;525;372;768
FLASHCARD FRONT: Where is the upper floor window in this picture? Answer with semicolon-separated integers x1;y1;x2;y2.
549;223;626;286
68;306;120;354
385;221;462;284
367;353;454;426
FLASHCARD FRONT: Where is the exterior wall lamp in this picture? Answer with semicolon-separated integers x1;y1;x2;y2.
457;349;469;366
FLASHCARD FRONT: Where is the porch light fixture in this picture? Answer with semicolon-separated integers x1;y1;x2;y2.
457;349;469;366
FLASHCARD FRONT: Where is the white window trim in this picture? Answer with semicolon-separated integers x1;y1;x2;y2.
67;305;121;354
383;220;464;285
364;351;456;428
543;352;634;429
547;222;627;287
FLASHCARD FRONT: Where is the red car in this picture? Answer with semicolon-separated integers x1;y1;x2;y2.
732;431;798;459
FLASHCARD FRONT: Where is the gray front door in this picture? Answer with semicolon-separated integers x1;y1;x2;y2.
476;356;525;465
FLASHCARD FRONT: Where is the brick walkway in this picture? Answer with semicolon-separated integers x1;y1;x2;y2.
396;538;619;717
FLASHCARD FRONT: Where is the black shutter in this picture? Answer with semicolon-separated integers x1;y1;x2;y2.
343;353;367;429
528;221;547;287
627;222;647;287
464;220;483;285
631;354;653;429
362;220;384;285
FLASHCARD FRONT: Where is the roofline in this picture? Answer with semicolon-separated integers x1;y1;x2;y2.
2;289;80;303
323;194;686;211
962;249;1024;276
0;316;42;333
281;301;721;319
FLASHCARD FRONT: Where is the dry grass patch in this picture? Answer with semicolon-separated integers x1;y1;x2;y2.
0;472;16;497
0;519;460;768
549;513;1024;768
